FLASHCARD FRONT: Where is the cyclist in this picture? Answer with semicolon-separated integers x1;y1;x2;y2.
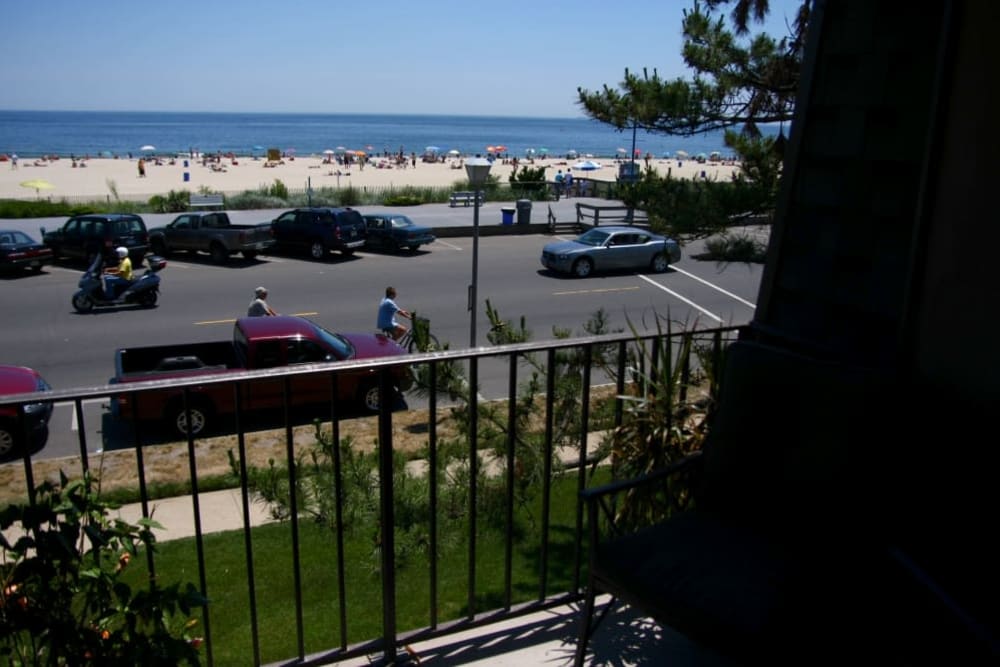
377;286;411;341
247;286;277;316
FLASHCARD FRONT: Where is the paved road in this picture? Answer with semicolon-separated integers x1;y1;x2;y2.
1;199;766;461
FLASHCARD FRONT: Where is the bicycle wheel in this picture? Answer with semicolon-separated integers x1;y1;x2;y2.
408;332;440;353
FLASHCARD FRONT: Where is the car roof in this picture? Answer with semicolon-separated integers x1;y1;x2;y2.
0;365;44;394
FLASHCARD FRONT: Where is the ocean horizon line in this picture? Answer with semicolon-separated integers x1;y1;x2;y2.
0;108;588;122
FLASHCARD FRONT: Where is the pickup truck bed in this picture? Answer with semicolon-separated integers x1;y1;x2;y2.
116;341;240;378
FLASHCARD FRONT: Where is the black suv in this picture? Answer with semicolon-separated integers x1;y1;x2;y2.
43;214;149;263
269;208;367;259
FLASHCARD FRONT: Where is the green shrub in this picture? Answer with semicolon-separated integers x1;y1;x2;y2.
338;186;362;207
0;472;207;665
702;233;768;263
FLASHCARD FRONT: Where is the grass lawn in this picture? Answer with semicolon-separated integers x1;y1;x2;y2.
126;468;606;664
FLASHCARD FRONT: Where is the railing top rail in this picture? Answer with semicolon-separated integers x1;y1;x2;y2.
0;325;743;408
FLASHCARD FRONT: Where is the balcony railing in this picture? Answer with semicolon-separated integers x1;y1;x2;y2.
1;326;741;665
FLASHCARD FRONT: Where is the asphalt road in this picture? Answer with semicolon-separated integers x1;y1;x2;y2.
1;208;765;460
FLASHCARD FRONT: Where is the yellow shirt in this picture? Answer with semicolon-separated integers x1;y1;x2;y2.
118;256;133;281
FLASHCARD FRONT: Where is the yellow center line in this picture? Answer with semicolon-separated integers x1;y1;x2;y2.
195;311;319;325
552;287;641;296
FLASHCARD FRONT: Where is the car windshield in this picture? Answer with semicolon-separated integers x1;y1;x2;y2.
1;231;32;245
576;230;610;247
310;321;354;361
390;217;414;228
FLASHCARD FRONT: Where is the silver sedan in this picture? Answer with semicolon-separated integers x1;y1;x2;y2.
540;226;681;277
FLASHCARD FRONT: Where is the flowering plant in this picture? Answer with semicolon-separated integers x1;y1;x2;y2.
1;472;206;665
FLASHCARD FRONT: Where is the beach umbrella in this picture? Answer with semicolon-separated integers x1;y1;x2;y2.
494;145;507;153
425;145;441;153
572;160;602;171
335;146;347;152
486;145;496;153
99;150;113;158
617;148;627;155
538;147;549;154
140;145;155;152
447;149;461;156
675;150;689;159
323;149;336;155
20;178;55;196
567;150;578;159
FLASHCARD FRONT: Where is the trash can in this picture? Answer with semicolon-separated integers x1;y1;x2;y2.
183;159;189;168
183;172;190;182
501;206;515;225
516;199;532;225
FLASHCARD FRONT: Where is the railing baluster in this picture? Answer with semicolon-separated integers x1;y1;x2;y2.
233;382;262;666
467;355;479;619
330;373;348;649
539;348;555;601
282;377;305;660
377;367;398;661
504;351;518;609
574;345;593;591
183;387;213;667
428;360;439;629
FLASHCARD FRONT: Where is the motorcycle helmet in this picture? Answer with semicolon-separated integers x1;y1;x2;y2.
116;246;129;258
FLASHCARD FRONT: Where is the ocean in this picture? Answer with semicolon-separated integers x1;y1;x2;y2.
0;110;772;161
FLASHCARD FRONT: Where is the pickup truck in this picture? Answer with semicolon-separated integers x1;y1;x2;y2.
111;316;412;436
148;211;275;263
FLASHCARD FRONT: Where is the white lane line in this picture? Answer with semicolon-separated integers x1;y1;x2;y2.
57;398;108;432
638;275;723;323
436;240;463;251
669;266;757;309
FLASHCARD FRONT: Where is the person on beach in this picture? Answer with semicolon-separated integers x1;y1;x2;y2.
554;169;564;198
377;286;411;341
137;158;146;178
247;286;277;316
564;168;574;197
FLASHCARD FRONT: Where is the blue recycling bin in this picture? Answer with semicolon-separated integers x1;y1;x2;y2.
183;172;190;182
501;207;515;225
183;159;189;168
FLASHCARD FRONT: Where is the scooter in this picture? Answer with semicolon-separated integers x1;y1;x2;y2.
71;253;167;313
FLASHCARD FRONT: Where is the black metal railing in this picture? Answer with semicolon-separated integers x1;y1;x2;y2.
0;326;742;665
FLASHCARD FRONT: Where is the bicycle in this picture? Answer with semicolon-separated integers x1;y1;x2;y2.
391;315;441;353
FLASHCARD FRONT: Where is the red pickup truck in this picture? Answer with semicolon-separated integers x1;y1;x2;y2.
112;316;412;436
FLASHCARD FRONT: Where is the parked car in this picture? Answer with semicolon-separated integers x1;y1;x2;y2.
42;214;149;263
540;226;681;278
0;365;53;458
269;207;367;259
361;213;436;253
0;229;54;273
148;211;275;263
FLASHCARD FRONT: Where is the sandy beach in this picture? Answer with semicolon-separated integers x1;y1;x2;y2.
0;153;740;201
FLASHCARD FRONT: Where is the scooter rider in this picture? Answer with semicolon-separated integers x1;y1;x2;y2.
103;246;133;300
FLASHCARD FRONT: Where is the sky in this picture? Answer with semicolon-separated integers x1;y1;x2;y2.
2;0;804;118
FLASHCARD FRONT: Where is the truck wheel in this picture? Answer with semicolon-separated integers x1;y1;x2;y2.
243;250;258;261
341;248;355;257
359;381;382;413
0;420;18;459
309;241;327;260
210;243;228;264
72;292;94;313
151;238;169;256
167;399;211;437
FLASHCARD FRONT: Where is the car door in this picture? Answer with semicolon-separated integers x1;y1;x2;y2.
366;216;387;248
610;233;645;270
169;215;196;251
271;211;298;248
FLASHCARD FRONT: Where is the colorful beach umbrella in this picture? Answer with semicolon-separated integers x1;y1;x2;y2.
140;145;156;152
20;178;55;195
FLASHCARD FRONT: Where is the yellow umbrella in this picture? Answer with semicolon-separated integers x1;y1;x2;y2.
20;179;55;196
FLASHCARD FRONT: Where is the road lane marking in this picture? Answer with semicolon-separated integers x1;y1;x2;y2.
436;240;463;251
669;266;758;309
57;398;107;432
553;286;641;296
638;275;723;323
194;311;319;325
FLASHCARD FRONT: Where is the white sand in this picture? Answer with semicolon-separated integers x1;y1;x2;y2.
0;154;739;201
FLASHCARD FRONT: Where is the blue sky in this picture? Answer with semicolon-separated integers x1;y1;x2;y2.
2;0;804;118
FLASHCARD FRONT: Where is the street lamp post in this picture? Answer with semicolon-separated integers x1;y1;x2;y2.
465;157;492;348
